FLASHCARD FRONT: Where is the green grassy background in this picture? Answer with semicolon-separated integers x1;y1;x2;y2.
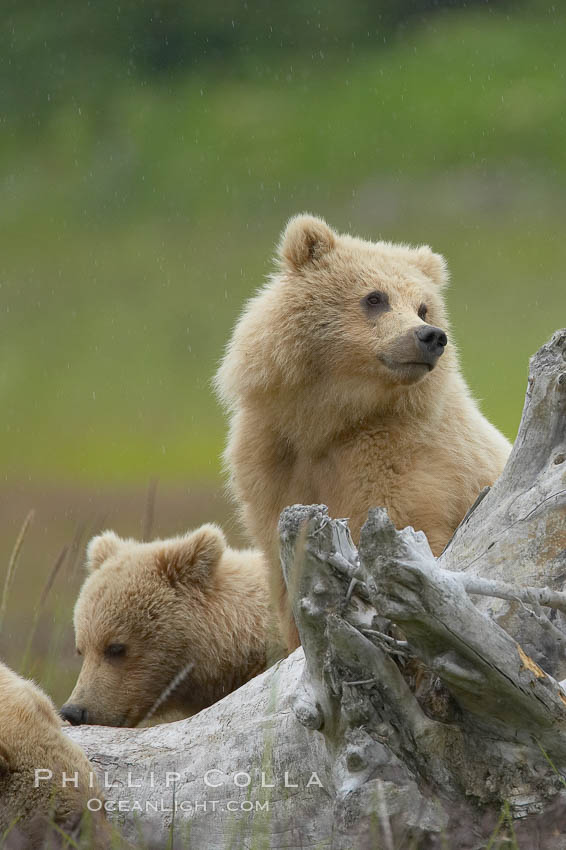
0;1;565;703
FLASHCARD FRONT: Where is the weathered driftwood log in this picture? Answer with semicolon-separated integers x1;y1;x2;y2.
440;329;566;679
68;330;566;848
67;651;335;849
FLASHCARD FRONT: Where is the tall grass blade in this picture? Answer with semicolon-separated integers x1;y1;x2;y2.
0;509;34;633
138;662;194;726
20;544;69;673
142;477;159;542
68;521;88;578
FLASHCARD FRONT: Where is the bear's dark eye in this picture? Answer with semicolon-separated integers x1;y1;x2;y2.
362;290;390;313
104;643;126;659
418;303;428;321
76;648;82;657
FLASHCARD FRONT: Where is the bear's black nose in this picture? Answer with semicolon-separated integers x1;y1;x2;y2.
60;704;89;726
415;326;447;361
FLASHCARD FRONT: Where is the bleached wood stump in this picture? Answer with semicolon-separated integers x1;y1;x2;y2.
68;329;566;849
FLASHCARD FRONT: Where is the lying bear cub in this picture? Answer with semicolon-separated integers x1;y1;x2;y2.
61;524;274;727
0;660;108;848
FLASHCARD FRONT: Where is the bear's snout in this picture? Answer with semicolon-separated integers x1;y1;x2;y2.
415;325;447;364
59;704;89;726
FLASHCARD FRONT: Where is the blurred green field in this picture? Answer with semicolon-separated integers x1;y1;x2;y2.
1;2;566;709
1;4;565;484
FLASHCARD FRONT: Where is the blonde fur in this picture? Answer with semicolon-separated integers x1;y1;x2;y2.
65;525;273;727
0;661;107;845
215;214;512;651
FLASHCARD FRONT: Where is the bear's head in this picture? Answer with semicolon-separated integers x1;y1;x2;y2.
60;524;227;728
0;661;108;845
216;215;455;442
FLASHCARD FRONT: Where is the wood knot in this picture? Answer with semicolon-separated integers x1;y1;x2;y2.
294;700;324;730
346;750;366;772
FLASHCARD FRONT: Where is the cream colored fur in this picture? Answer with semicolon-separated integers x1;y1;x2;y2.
65;524;273;727
0;661;107;846
215;214;512;651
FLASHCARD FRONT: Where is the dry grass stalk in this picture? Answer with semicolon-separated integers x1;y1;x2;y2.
21;544;70;672
0;509;35;633
138;662;194;726
142;478;159;542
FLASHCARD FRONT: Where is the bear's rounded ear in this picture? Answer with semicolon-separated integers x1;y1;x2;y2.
86;531;122;572
278;214;336;271
413;246;449;288
157;524;226;587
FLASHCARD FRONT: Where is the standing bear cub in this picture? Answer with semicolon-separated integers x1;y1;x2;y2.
215;214;512;651
61;524;272;727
